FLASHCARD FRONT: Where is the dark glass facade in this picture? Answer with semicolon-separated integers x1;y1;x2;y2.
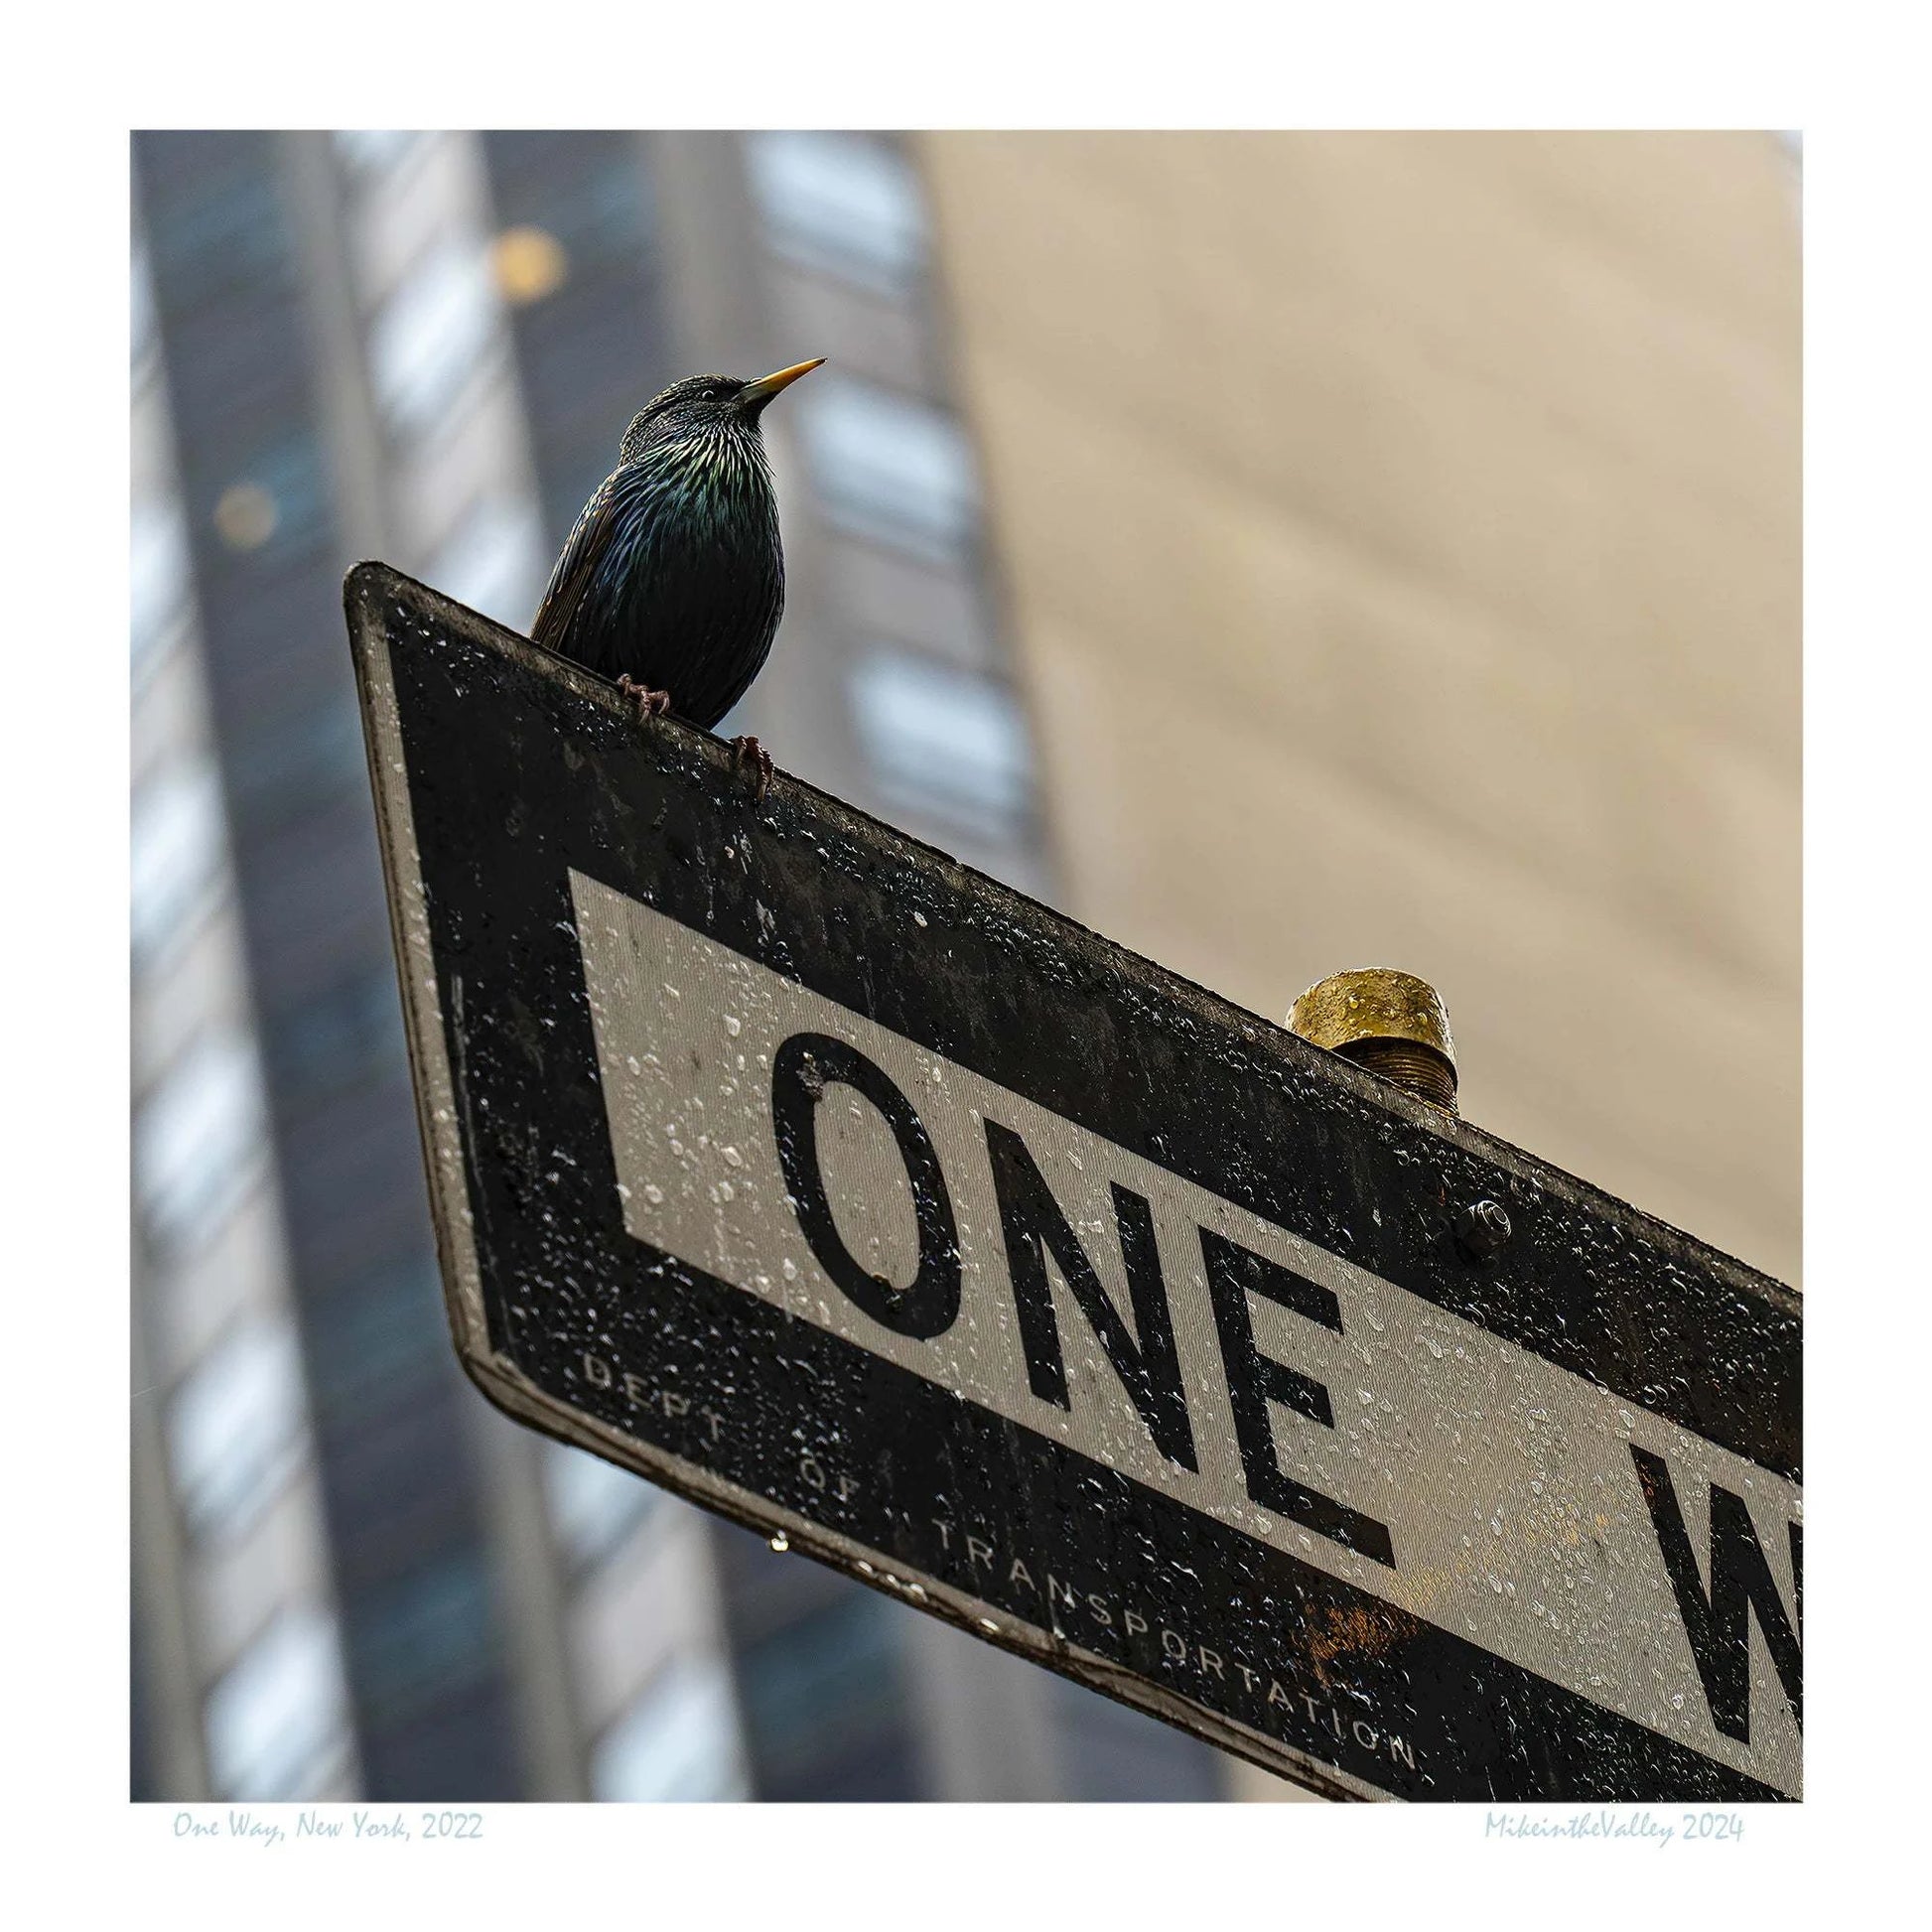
132;129;1231;1805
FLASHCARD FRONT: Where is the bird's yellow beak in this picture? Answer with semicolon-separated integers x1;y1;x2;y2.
739;357;825;407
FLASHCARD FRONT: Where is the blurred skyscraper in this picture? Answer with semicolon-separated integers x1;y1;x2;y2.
131;130;1797;1805
131;128;1223;1801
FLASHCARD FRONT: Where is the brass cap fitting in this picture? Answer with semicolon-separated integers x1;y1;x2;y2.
1289;968;1458;1114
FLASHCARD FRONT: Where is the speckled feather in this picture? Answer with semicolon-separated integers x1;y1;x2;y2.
530;377;790;730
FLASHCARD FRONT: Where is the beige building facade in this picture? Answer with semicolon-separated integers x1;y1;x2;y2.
919;131;1800;1291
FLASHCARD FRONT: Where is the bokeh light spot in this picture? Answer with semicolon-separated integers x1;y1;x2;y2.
213;483;278;551
491;226;568;307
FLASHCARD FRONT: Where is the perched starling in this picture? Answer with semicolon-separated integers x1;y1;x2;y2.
530;358;825;788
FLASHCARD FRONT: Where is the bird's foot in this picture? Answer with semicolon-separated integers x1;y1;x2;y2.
730;735;774;800
617;674;673;722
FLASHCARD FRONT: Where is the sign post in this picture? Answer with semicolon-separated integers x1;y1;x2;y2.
346;562;1801;1803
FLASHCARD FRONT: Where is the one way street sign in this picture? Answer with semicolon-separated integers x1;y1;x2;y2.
346;563;1801;1804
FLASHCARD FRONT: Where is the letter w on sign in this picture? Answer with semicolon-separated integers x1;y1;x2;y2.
346;564;1802;1804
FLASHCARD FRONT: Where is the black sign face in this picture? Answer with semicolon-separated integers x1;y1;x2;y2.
346;564;1801;1804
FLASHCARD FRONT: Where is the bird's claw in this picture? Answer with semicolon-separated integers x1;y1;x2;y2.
617;674;672;722
730;735;774;800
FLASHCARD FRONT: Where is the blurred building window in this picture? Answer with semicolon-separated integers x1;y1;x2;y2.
430;491;547;626
799;378;977;560
333;129;426;179
850;647;1034;840
225;688;365;826
591;1657;745;1802
205;1605;348;1799
1045;1671;1226;1801
264;965;406;1110
227;430;331;557
302;1260;445;1431
131;757;225;967
747;132;926;297
144;162;290;310
484;131;657;267
354;1551;496;1719
550;155;652;267
134;1028;269;1254
480;131;671;554
736;1591;909;1796
166;1311;307;1544
130;497;192;678
132;239;157;374
544;1442;655;1570
367;239;495;434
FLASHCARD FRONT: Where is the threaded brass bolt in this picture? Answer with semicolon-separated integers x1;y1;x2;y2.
1288;968;1458;1115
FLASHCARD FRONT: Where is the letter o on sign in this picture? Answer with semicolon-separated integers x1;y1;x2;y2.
770;1033;962;1339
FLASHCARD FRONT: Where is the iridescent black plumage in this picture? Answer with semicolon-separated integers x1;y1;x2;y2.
531;362;822;731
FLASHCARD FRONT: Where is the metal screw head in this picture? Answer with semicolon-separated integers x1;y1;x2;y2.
1456;1197;1513;1260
